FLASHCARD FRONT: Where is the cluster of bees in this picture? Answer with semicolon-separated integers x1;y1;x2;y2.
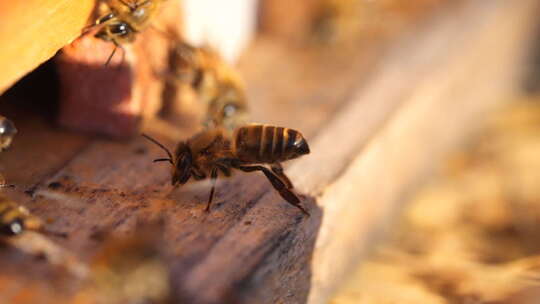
90;0;311;215
0;0;312;302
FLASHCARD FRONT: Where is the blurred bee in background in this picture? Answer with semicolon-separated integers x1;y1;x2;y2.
311;0;363;44
0;196;86;278
165;40;249;131
143;123;310;215
92;0;165;65
0;117;82;274
74;224;171;304
311;0;444;44
0;116;17;188
0;196;42;236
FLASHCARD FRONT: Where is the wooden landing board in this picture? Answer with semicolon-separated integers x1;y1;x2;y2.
0;0;537;303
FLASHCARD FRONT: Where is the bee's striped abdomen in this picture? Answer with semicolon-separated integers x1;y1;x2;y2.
234;124;310;164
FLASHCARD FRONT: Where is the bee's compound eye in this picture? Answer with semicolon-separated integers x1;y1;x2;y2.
223;103;238;117
0;119;17;136
110;23;130;36
8;219;24;235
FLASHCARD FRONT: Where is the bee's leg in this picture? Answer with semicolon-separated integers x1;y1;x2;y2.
270;163;293;189
96;12;116;25
83;11;117;34
82;12;115;34
105;43;119;67
205;168;219;212
234;165;309;216
216;164;232;177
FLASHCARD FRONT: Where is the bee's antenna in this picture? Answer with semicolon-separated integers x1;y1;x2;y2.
105;45;118;67
104;43;126;67
142;134;174;162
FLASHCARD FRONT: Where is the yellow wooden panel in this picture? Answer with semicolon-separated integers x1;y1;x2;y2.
0;0;96;93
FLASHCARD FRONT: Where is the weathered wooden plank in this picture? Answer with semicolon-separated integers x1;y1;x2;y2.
0;0;536;303
0;16;387;301
306;1;540;302
179;1;540;303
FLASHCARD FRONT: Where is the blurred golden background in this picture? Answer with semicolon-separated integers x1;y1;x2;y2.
332;97;540;303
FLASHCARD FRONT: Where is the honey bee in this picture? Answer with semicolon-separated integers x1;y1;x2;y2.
311;0;363;43
0;196;42;236
168;41;249;131
93;0;165;65
0;197;85;277
143;124;311;215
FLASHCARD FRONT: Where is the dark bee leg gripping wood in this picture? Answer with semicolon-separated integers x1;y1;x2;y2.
205;168;218;212
270;163;294;189
233;164;310;216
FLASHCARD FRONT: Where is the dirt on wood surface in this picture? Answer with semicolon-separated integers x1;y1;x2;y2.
331;97;540;304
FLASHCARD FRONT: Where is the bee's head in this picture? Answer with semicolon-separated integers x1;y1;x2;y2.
94;21;134;66
96;21;136;43
142;134;192;186
1;218;24;235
